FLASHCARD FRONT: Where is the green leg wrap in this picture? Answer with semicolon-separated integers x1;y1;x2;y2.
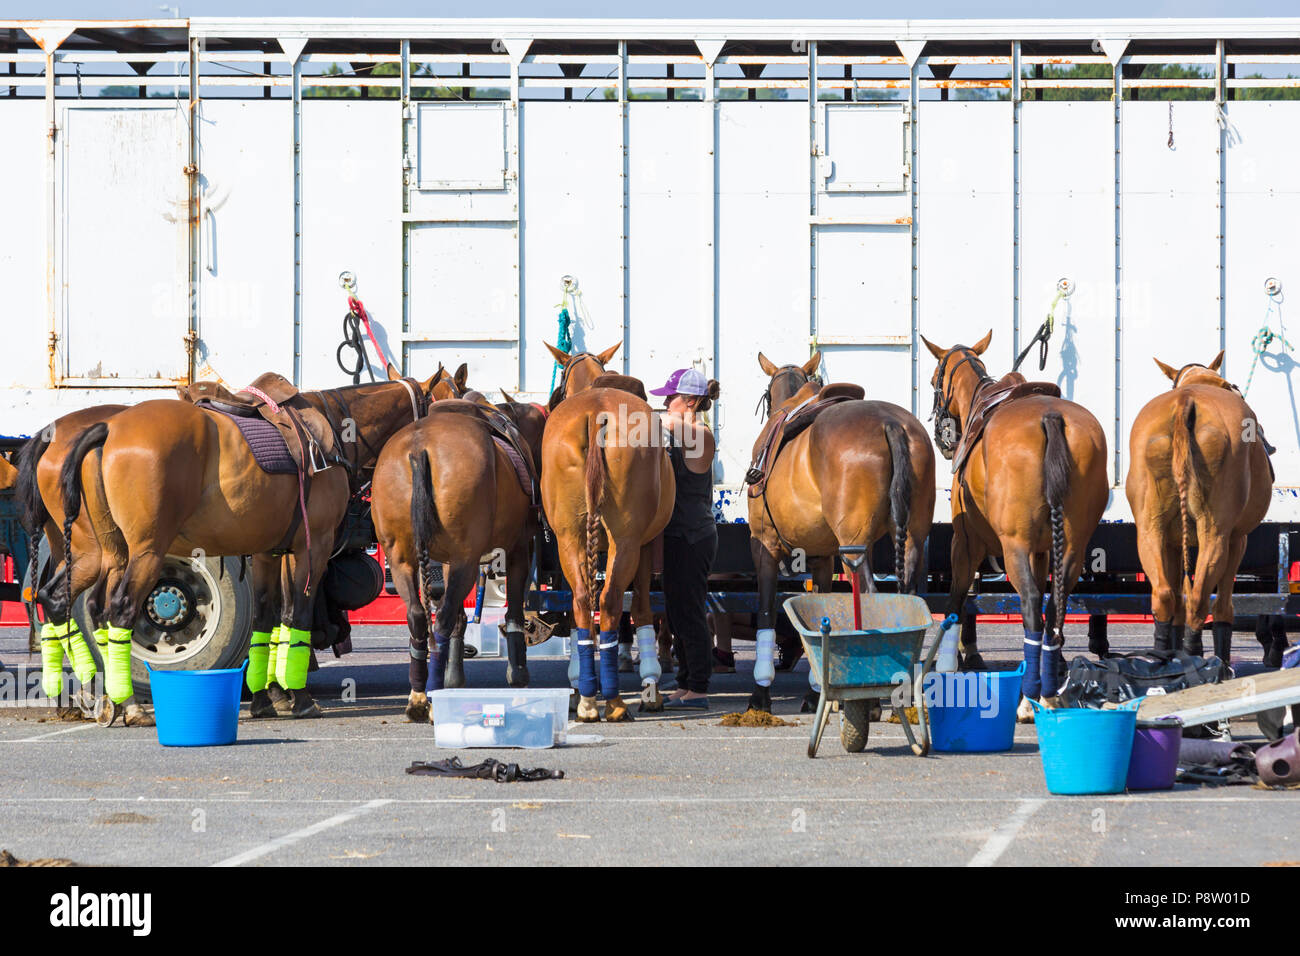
40;622;66;700
270;624;287;687
247;630;272;693
105;625;135;705
63;627;98;686
93;627;108;652
283;627;312;691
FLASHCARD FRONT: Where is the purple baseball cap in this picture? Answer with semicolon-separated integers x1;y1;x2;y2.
649;368;709;397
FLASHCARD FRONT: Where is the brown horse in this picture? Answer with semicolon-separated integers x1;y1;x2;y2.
371;397;546;722
540;343;674;721
1127;351;1273;665
746;351;936;718
58;375;442;720
923;331;1108;720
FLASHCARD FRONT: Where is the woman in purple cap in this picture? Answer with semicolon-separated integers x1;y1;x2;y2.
649;368;721;709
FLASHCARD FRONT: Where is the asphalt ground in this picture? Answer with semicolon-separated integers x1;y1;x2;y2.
0;622;1297;868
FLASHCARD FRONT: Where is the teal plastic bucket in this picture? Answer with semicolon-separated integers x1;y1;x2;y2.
146;661;247;747
924;663;1024;752
1032;698;1141;795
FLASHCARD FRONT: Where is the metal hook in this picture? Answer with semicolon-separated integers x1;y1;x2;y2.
338;270;357;294
1265;277;1282;300
1057;277;1075;298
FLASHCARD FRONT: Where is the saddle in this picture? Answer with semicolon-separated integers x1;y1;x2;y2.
745;382;865;497
951;375;1061;477
591;373;648;401
425;400;540;505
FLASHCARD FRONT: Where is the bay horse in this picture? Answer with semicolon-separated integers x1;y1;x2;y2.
746;351;936;719
57;374;443;720
1127;351;1273;664
923;331;1108;720
541;342;674;721
371;396;545;722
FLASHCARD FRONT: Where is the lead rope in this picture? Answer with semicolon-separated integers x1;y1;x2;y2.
1244;281;1292;397
1012;285;1067;373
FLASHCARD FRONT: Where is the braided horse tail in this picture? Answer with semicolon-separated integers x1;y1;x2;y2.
882;422;913;593
58;423;109;625
15;428;53;612
408;450;439;621
584;412;607;628
1041;412;1073;641
1169;393;1199;587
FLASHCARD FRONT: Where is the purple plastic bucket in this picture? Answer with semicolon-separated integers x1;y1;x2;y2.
1126;719;1182;791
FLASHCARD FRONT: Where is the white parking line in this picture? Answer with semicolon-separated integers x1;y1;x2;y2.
211;799;393;867
9;724;99;743
967;798;1045;867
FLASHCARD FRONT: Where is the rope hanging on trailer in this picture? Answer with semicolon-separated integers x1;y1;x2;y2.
1244;281;1292;397
1012;286;1067;373
337;308;375;385
549;276;580;393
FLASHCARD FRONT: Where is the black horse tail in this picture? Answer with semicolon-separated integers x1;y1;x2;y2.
584;412;607;627
1170;393;1198;586
883;421;913;593
58;422;108;623
1042;412;1073;641
15;427;53;607
408;450;439;620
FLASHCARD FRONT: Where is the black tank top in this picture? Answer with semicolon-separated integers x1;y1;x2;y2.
666;434;716;543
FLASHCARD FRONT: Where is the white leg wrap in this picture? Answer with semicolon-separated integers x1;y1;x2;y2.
567;639;581;688
636;625;660;686
754;628;776;687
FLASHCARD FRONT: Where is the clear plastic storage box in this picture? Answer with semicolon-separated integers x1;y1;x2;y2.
429;688;573;749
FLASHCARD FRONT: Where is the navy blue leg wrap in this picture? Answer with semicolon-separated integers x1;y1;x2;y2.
425;633;450;693
575;628;597;697
598;629;620;699
1022;631;1043;700
1041;639;1063;698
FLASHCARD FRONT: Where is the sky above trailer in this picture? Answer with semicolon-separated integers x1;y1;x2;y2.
2;0;1297;19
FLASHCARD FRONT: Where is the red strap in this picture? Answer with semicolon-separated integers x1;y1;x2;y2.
347;295;395;373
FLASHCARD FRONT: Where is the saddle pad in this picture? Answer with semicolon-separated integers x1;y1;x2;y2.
202;403;297;475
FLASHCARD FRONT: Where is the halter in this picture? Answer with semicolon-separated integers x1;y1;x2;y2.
1170;362;1242;395
755;364;820;419
930;346;993;456
548;351;607;409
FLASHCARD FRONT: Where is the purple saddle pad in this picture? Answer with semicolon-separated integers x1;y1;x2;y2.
202;403;297;475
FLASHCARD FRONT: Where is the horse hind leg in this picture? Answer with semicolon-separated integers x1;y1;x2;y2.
1209;532;1249;667
435;562;479;693
502;537;532;689
1003;544;1046;722
598;540;638;723
632;541;662;712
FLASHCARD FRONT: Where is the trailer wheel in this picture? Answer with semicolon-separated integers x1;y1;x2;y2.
41;546;253;702
840;699;871;753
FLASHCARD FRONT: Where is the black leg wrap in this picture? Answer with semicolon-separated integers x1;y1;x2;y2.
1211;621;1232;664
1183;626;1204;658
1153;619;1174;653
1087;614;1109;657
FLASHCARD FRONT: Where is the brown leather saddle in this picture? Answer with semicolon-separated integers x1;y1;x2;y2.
745;383;865;497
425;400;540;505
950;375;1061;477
590;372;648;401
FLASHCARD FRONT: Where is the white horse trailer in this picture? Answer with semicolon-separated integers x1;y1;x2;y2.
4;17;1300;642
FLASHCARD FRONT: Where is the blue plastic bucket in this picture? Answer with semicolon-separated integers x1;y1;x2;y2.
1032;698;1141;795
146;661;247;747
925;663;1024;752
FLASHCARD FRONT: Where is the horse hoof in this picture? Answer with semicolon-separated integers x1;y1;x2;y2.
1266;644;1285;669
404;692;430;723
267;683;292;715
576;695;600;723
123;702;155;728
959;650;986;671
1016;696;1036;723
638;684;663;713
95;698;117;727
249;690;280;719
289;690;323;719
604;696;633;722
506;664;530;688
747;687;772;714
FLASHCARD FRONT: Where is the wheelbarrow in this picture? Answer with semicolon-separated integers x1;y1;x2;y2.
783;592;952;758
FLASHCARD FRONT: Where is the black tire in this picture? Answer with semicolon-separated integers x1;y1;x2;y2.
37;542;253;702
840;699;871;753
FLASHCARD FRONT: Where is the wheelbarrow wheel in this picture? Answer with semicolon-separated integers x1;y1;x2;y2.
840;699;871;753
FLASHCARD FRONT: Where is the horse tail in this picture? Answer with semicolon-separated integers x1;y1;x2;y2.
58;422;108;622
15;428;52;606
584;411;607;626
1041;412;1073;641
883;421;913;593
1170;393;1198;585
408;450;438;619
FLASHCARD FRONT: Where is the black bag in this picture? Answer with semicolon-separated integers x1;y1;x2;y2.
1059;650;1230;708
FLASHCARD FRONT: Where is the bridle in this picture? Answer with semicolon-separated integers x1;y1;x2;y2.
548;352;606;409
755;364;820;419
930;346;992;456
318;378;429;497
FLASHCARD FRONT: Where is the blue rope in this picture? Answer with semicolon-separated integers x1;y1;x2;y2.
549;307;573;393
1245;299;1293;397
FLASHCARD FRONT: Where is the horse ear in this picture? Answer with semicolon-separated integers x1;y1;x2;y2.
544;341;571;366
454;363;469;390
920;335;946;360
1208;349;1225;372
596;341;622;366
500;388;517;405
385;364;402;382
757;352;779;377
1153;357;1180;382
802;351;821;378
971;329;993;355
